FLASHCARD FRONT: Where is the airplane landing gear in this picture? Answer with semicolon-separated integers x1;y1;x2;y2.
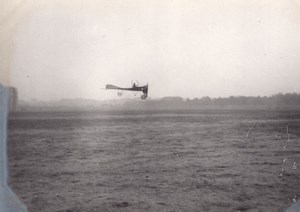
141;94;147;100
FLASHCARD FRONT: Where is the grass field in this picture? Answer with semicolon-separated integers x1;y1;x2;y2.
7;109;300;211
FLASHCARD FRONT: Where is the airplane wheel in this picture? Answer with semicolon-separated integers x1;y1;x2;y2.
141;94;147;100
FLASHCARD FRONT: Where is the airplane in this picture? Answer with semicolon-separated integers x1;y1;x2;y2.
105;82;149;100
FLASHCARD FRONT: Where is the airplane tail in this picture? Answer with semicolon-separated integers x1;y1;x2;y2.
105;84;121;90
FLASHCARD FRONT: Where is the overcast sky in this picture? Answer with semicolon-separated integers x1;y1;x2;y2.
2;0;300;100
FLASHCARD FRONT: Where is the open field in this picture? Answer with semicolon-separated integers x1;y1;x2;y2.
7;109;300;211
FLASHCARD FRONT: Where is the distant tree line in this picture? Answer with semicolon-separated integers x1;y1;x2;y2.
184;93;300;106
18;93;300;111
123;93;300;110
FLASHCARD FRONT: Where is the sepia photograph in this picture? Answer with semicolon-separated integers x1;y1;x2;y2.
1;0;300;211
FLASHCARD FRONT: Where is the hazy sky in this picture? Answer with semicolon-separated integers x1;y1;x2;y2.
2;0;300;100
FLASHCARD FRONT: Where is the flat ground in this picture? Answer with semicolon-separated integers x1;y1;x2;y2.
8;109;300;212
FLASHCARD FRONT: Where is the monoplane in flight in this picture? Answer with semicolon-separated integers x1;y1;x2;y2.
105;82;149;100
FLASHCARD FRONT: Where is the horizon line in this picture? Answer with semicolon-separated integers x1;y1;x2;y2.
19;92;300;102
